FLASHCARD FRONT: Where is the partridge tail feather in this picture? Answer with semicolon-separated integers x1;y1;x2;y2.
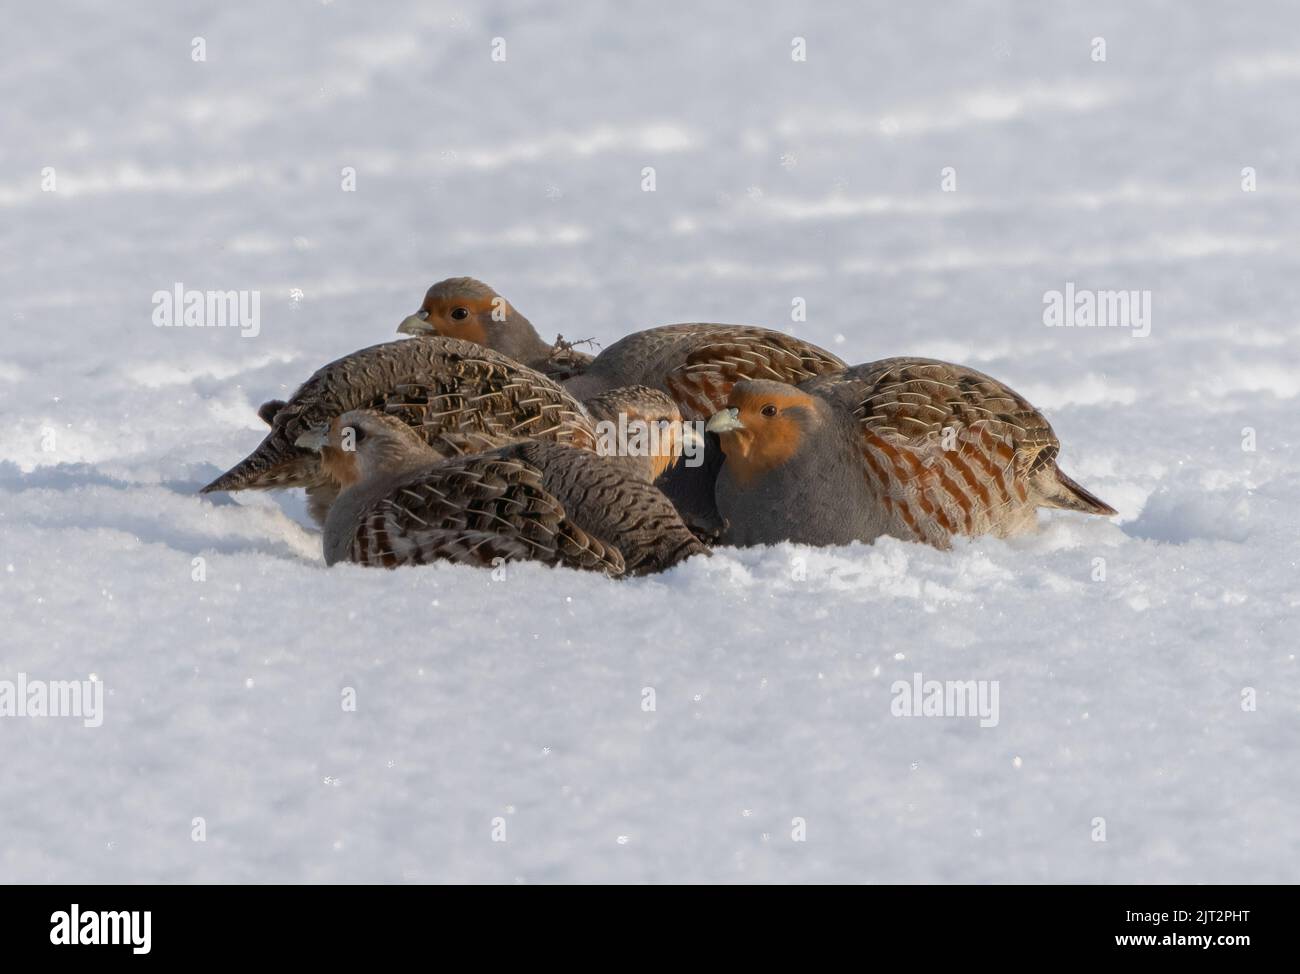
1041;467;1117;516
199;436;313;494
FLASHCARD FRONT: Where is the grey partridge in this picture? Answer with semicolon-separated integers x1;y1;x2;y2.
300;410;706;575
704;358;1116;549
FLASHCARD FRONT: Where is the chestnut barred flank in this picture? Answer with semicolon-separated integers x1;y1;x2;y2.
708;358;1116;550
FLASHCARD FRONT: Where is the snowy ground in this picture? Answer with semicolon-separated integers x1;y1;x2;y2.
2;0;1298;883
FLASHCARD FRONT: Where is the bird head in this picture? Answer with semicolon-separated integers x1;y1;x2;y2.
295;410;436;485
705;380;822;485
585;386;703;480
397;277;549;363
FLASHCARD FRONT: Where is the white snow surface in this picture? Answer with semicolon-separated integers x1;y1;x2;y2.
2;0;1298;883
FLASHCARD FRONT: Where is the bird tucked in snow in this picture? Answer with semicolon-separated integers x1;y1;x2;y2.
396;277;848;532
704;358;1116;549
199;337;599;524
296;408;707;575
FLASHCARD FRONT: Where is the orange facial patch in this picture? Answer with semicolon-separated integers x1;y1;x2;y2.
624;406;684;481
319;445;360;486
419;290;501;345
319;416;362;486
648;422;681;481
717;386;814;487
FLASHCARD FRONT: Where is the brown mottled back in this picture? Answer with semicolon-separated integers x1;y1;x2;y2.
567;324;847;419
200;337;597;495
342;441;706;576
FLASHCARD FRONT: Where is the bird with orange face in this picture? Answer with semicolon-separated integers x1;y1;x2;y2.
704;358;1116;549
294;408;706;575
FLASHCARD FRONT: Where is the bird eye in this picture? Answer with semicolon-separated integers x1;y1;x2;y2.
450;307;470;320
760;404;778;417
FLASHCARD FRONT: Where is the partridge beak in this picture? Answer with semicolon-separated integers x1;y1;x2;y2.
294;426;329;452
705;407;744;434
397;309;433;336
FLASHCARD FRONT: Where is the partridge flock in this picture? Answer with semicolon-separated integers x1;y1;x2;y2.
201;277;1115;575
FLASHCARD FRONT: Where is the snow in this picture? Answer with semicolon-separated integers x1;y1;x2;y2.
2;0;1298;883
